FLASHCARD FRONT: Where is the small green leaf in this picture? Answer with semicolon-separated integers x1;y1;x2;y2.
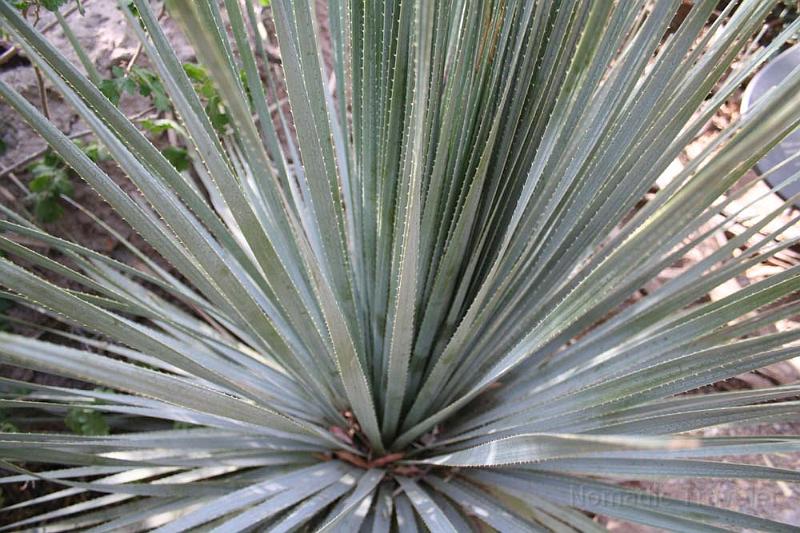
81;141;109;162
39;0;67;12
180;63;230;133
34;197;63;223
41;150;63;167
239;68;251;102
182;62;209;82
99;78;122;106
140;117;184;136
100;66;170;111
28;173;54;192
130;66;171;111
118;0;139;18
53;175;74;196
24;148;75;223
161;145;190;171
65;407;110;436
151;92;171;112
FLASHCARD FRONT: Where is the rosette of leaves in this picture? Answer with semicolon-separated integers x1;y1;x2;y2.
1;0;800;531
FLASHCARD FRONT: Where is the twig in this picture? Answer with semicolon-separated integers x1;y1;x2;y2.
124;43;143;75
7;172;30;198
0;185;17;205
39;1;86;33
0;1;85;68
186;302;229;338
55;8;102;85
264;44;282;64
33;67;50;119
762;455;794;498
0;130;93;180
268;96;289;113
125;4;165;76
0;106;154;181
129;105;157;121
165;112;179;147
0;46;19;68
0;100;158;176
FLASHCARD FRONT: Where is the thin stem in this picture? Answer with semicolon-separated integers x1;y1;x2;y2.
0;1;84;67
55;9;102;86
0;46;19;67
126;2;168;75
0;130;93;180
33;67;49;119
0;106;154;180
124;43;143;75
2;173;35;221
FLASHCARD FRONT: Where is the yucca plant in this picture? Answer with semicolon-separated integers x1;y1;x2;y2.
1;0;800;530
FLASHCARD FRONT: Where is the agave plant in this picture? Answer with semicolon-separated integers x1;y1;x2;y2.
1;0;800;530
